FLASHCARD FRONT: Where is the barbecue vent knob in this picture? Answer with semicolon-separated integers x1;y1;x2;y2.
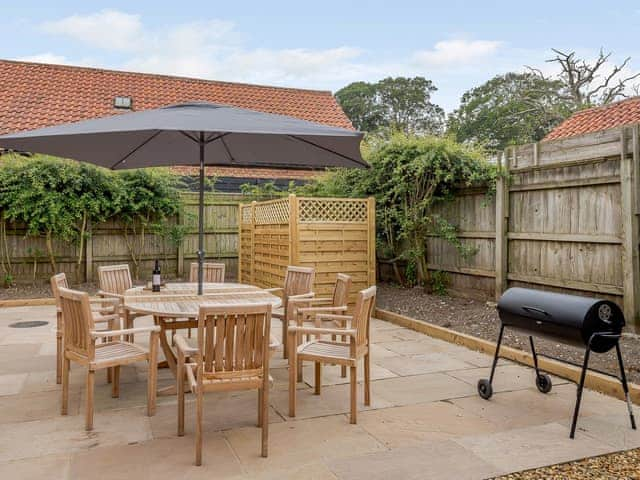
598;304;612;324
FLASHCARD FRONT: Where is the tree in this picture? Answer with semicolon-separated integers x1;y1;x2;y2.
529;48;640;109
447;72;571;150
336;77;445;135
0;155;119;275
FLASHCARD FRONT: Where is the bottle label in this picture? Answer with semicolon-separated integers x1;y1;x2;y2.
153;274;161;285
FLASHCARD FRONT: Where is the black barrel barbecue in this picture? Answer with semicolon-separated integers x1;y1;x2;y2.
478;287;636;438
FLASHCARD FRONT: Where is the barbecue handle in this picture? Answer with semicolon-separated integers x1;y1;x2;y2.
521;306;550;316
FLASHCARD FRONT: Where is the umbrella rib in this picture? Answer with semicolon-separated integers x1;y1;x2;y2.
205;132;229;144
220;136;234;163
110;130;162;169
179;131;200;143
287;135;368;168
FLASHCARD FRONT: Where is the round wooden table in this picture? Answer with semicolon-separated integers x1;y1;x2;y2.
123;282;282;394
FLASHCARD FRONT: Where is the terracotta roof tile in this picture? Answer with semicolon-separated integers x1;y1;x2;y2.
0;59;352;180
545;97;640;141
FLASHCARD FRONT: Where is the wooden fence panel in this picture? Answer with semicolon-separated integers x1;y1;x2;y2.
0;192;243;284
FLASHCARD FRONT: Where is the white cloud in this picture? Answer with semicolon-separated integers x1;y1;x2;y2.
42;9;143;51
413;39;502;67
16;52;71;65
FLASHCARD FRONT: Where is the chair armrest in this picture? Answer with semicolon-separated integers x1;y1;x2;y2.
264;287;283;294
91;325;160;339
288;325;356;337
288;292;314;300
97;291;124;302
174;333;198;356
92;313;121;324
88;297;120;306
298;305;348;315
315;313;353;323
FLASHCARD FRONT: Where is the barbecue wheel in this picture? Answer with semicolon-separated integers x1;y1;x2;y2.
477;379;493;399
536;374;552;393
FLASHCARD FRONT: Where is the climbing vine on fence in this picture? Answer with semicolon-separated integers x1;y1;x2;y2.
0;154;184;281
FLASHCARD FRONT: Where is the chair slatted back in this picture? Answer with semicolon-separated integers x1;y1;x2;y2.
190;262;226;283
352;286;377;347
58;287;95;360
283;266;315;298
98;264;133;296
197;304;271;380
331;273;352;307
50;273;69;310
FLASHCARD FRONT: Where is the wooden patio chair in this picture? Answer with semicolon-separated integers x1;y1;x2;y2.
288;286;376;424
175;303;272;465
58;286;160;430
290;273;353;380
50;273;120;384
97;264;146;339
266;266;315;359
189;262;226;283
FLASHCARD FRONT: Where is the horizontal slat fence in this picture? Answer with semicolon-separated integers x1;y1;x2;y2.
0;192;243;284
239;195;376;305
423;124;640;329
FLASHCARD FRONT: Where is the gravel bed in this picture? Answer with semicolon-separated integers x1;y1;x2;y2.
492;448;640;479
376;283;640;385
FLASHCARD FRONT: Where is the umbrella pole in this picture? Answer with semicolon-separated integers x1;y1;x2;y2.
198;132;205;295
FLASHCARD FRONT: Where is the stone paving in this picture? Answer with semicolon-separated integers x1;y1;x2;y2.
0;305;638;479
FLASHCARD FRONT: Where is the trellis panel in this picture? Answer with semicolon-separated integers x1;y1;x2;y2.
239;195;376;304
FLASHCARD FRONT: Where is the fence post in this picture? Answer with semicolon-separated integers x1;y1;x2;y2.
620;126;640;330
85;220;93;283
367;197;376;286
495;149;510;300
289;194;299;266
250;200;256;284
237;203;243;282
177;208;184;278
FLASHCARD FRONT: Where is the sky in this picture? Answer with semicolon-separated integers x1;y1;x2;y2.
2;1;640;113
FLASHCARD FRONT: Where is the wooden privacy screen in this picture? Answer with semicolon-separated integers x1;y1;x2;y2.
424;124;640;328
239;195;376;304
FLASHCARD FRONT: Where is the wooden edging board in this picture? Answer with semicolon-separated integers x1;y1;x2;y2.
0;298;56;308
375;307;640;404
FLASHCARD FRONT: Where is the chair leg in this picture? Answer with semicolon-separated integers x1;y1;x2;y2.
56;333;63;384
107;367;112;384
261;385;269;458
282;318;288;359
61;358;70;415
364;354;371;406
288;334;297;418
350;365;357;424
177;352;185;436
314;362;321;395
148;332;158;417
195;389;203;466
111;366;120;398
86;369;95;431
341;335;347;378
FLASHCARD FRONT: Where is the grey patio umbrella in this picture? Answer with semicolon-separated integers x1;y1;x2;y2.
0;102;366;294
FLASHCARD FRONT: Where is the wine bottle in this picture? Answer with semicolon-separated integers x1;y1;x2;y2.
152;259;161;292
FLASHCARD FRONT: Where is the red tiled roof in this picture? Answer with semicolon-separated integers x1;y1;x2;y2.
545;97;640;141
0;59;352;179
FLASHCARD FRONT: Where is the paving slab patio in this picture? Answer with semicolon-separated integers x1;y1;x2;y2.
0;305;635;479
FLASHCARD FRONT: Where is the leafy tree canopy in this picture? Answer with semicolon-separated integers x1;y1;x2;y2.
336;77;445;135
447;72;571;151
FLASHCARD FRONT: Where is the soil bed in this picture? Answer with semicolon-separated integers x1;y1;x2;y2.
493;448;640;479
377;283;640;385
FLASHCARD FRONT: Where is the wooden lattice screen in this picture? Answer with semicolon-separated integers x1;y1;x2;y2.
239;195;376;303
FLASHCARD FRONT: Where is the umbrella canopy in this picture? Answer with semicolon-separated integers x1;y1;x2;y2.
0;102;367;293
0;102;366;170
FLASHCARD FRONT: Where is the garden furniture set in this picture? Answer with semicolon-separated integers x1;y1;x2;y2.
50;263;376;465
